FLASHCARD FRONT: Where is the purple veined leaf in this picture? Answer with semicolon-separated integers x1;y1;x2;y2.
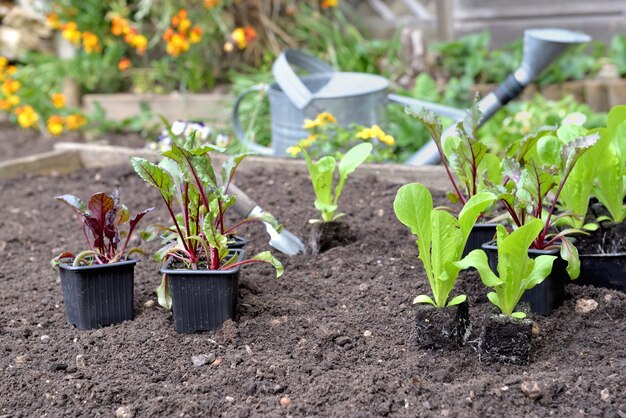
502;157;522;183
128;208;155;237
88;192;115;240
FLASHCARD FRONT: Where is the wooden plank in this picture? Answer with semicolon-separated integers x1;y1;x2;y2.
82;92;232;125
0;150;83;179
52;142;452;192
454;0;625;20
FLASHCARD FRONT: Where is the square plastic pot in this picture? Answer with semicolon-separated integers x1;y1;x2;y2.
462;223;499;259
58;258;136;330
482;240;567;316
576;253;626;292
226;235;248;250
161;250;245;334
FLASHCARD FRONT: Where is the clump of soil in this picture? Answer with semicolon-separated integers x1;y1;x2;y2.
0;162;624;417
308;221;356;255
479;315;533;365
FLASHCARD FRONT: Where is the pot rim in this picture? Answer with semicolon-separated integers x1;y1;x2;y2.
58;257;138;271
481;239;561;255
160;249;245;275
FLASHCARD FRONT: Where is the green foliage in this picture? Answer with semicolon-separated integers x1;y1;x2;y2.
394;183;495;307
592;105;626;222
131;131;283;308
301;142;372;222
455;220;556;318
609;34;626;77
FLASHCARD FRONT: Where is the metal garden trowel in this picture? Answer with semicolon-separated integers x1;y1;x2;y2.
228;183;306;256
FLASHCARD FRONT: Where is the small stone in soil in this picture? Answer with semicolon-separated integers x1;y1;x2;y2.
334;336;351;347
575;299;598;314
75;354;86;368
532;322;540;337
211;356;223;367
143;300;155;308
358;283;369;292
191;354;215;367
15;355;28;364
114;406;135;418
600;388;610;401
520;380;542;399
422;401;432;410
280;396;292;408
49;363;67;372
363;330;372;337
40;335;50;343
225;396;234;403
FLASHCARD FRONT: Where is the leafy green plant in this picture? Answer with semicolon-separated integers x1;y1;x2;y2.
300;142;372;223
454;219;556;318
53;189;153;266
130;134;283;308
394;183;496;307
609;34;626;77
408;100;501;205
486;128;599;279
592;105;626;222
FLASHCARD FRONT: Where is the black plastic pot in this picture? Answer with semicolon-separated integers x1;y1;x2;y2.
576;253;626;292
482;240;567;316
161;250;245;334
227;235;248;249
462;223;498;258
58;259;136;330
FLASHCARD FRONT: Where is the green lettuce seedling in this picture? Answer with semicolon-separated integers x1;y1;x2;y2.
301;142;372;223
394;183;495;307
593;105;626;223
454;219;556;318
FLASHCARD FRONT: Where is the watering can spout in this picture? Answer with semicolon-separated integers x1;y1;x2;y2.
406;28;591;166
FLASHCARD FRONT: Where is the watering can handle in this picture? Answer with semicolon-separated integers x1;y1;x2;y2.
272;49;335;111
231;84;274;156
386;93;465;121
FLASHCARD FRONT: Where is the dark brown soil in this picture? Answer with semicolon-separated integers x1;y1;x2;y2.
0;122;146;162
479;315;533;365
577;221;626;255
0;161;625;417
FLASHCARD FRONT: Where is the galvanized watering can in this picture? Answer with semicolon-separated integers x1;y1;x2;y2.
232;49;462;157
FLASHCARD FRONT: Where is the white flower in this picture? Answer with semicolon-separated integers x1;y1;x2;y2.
562;112;587;126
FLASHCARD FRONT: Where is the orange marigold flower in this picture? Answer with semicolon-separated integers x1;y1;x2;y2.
6;65;16;75
204;0;220;7
321;0;339;8
15;105;38;128
6;95;19;107
46;12;61;29
2;79;20;96
231;28;246;49
178;18;191;34
0;57;7;68
51;93;65;108
61;22;81;45
82;32;101;53
0;99;10;111
177;9;188;20
47;115;64;136
65;113;86;130
189;27;202;44
111;17;130;36
118;57;132;71
130;34;148;55
166;33;190;57
163;27;174;42
244;26;257;43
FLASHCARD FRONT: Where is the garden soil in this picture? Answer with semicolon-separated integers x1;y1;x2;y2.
0;160;625;417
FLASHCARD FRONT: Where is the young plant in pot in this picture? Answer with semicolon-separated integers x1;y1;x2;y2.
574;105;626;291
393;182;496;350
131;141;283;334
52;190;153;330
483;129;600;315
299;142;373;255
454;219;556;364
408;101;503;257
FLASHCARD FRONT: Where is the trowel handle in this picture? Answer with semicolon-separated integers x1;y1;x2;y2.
231;84;274;156
228;183;258;218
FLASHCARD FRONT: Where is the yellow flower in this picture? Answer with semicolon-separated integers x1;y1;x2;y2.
166;33;190;56
321;0;339;8
65;113;86;130
178;18;191;34
51;93;65;109
2;79;20;96
61;22;81;45
82;32;101;53
303;118;320;129
0;57;7;69
130;34;148;55
46;12;61;29
0;99;10;111
302;134;318;147
357;124;395;146
47;115;64;136
286;145;301;156
318;112;336;124
189;27;202;44
111;17;130;36
7;95;19;107
15;105;38;128
6;65;16;75
231;28;247;49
